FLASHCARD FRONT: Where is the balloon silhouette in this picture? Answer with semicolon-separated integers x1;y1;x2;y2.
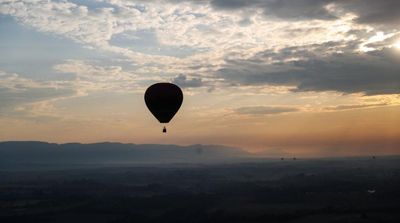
144;83;183;133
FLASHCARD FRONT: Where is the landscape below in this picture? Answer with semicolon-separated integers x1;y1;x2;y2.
0;142;399;223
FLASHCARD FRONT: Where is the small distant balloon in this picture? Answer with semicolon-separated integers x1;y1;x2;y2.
144;83;183;133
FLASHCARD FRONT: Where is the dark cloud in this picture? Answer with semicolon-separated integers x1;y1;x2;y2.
168;0;400;27
159;0;335;20
339;0;400;27
218;46;400;95
172;74;204;88
253;40;359;61
235;106;299;115
212;0;400;26
210;0;337;20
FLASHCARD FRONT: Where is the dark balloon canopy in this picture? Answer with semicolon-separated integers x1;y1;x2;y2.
144;83;183;124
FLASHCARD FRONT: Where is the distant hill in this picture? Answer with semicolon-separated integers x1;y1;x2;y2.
0;141;250;167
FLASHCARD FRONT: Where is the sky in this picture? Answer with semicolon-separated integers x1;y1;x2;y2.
1;0;400;157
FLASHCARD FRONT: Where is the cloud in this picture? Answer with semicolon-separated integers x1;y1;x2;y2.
0;62;141;119
210;0;337;20
0;1;107;46
211;0;400;28
324;103;388;111
171;74;203;88
218;45;400;95
0;1;358;57
339;0;400;27
0;0;186;64
235;106;299;115
53;60;140;95
169;0;400;29
1;0;399;97
0;71;75;115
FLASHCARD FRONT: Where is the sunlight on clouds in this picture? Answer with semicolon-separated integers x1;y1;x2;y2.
394;41;400;49
359;31;397;52
53;60;143;95
0;0;375;68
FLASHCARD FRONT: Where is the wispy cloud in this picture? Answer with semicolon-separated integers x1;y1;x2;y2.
53;60;141;95
172;74;204;88
0;70;75;116
324;103;388;111
235;106;299;115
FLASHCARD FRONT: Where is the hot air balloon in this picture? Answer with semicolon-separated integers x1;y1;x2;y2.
144;83;183;133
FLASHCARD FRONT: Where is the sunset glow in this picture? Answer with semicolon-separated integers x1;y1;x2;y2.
395;41;400;49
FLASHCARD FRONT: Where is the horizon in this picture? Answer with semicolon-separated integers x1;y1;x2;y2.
1;0;400;156
1;140;399;158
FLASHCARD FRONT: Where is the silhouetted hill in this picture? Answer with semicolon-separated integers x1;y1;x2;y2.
0;141;249;167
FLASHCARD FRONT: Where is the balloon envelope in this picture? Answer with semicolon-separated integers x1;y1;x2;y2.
144;83;183;123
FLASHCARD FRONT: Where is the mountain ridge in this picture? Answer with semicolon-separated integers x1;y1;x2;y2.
0;141;250;166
